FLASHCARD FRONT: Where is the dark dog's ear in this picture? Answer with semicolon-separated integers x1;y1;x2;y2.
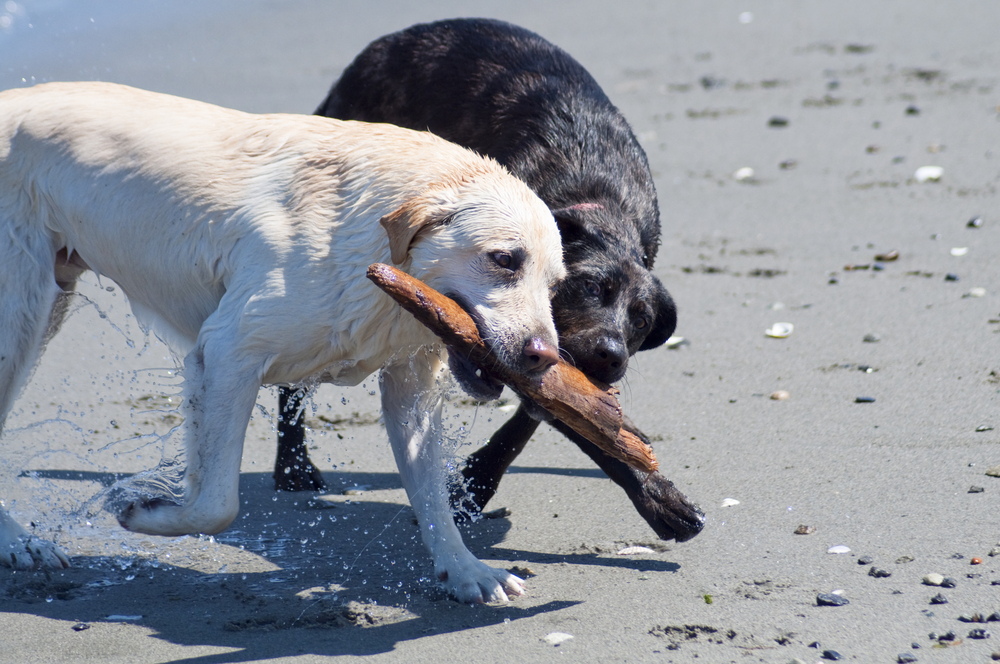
380;197;450;264
639;275;677;351
551;204;602;248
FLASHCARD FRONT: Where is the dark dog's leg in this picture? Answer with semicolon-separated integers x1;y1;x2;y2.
273;386;327;492
452;404;540;516
548;415;704;542
456;402;704;541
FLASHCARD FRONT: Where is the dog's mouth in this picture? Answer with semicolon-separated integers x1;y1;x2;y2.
447;349;505;401
444;292;507;401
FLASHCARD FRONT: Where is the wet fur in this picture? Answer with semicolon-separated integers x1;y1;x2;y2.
0;81;566;602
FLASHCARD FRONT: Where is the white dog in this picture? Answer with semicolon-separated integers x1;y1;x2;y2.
0;82;565;603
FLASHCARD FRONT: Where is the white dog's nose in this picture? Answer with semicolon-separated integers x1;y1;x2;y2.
522;337;559;374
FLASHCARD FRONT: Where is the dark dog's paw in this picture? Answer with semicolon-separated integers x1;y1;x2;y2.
448;348;504;401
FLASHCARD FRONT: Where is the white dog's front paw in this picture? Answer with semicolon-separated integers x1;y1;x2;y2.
118;497;234;536
436;554;524;604
0;523;70;570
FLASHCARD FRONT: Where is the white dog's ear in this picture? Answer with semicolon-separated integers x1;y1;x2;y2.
380;197;450;264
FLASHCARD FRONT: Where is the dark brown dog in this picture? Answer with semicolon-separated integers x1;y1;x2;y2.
276;18;704;542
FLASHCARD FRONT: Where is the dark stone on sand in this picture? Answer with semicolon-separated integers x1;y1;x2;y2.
929;593;948;605
941;577;957;588
868;566;891;578
945;273;960;281
858;555;874;565
822;650;843;661
897;653;917;663
817;593;849;606
969;628;991;639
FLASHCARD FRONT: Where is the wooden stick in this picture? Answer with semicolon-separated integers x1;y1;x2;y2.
366;263;658;473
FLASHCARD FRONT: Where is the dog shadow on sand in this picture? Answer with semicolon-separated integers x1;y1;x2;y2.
1;469;680;660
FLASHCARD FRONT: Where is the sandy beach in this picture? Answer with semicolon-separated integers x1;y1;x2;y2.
2;1;999;662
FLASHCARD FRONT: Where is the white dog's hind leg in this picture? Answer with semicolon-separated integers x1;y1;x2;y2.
118;320;263;537
380;348;524;603
0;230;72;568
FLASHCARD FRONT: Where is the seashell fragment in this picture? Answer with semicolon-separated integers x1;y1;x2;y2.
733;166;755;181
951;247;969;256
617;546;656;555
665;335;689;349
770;390;790;401
985;465;1000;478
766;322;794;338
964;287;986;298
827;545;851;554
914;165;943;182
543;632;574;646
874;250;899;262
721;498;741;507
794;525;816;535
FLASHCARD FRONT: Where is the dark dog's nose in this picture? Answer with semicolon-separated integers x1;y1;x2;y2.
522;337;560;373
592;336;628;382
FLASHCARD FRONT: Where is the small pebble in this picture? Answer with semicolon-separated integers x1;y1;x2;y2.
874;250;899;262
989;612;1000;622
828;545;851;554
483;507;512;519
858;555;874;565
855;396;876;403
969;486;985;493
969;628;991;640
817;593;850;606
914;165;943;182
928;632;938;640
779;159;798;170
906;105;920;115
976;426;994;432
71;623;90;632
869;566;891;578
991;652;1000;661
863;333;880;343
897;654;918;663
939;631;957;642
929;593;948;605
911;642;921;649
794;525;816;535
941;577;957;588
959;614;983;623
944;273;960;281
971;557;983;564
771;390;791;401
733;166;755;181
950;247;969;256
822;649;843;661
896;555;915;564
768;116;789;127
964;287;987;298
988;469;1000;480
967;216;984;228
923;573;944;586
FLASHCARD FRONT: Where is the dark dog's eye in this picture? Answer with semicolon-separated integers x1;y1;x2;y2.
585;280;601;297
492;252;513;269
633;315;648;330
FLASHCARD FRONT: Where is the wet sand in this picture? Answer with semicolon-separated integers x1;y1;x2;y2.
2;1;999;662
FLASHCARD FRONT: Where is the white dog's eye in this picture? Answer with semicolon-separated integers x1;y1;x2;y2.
492;251;513;269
